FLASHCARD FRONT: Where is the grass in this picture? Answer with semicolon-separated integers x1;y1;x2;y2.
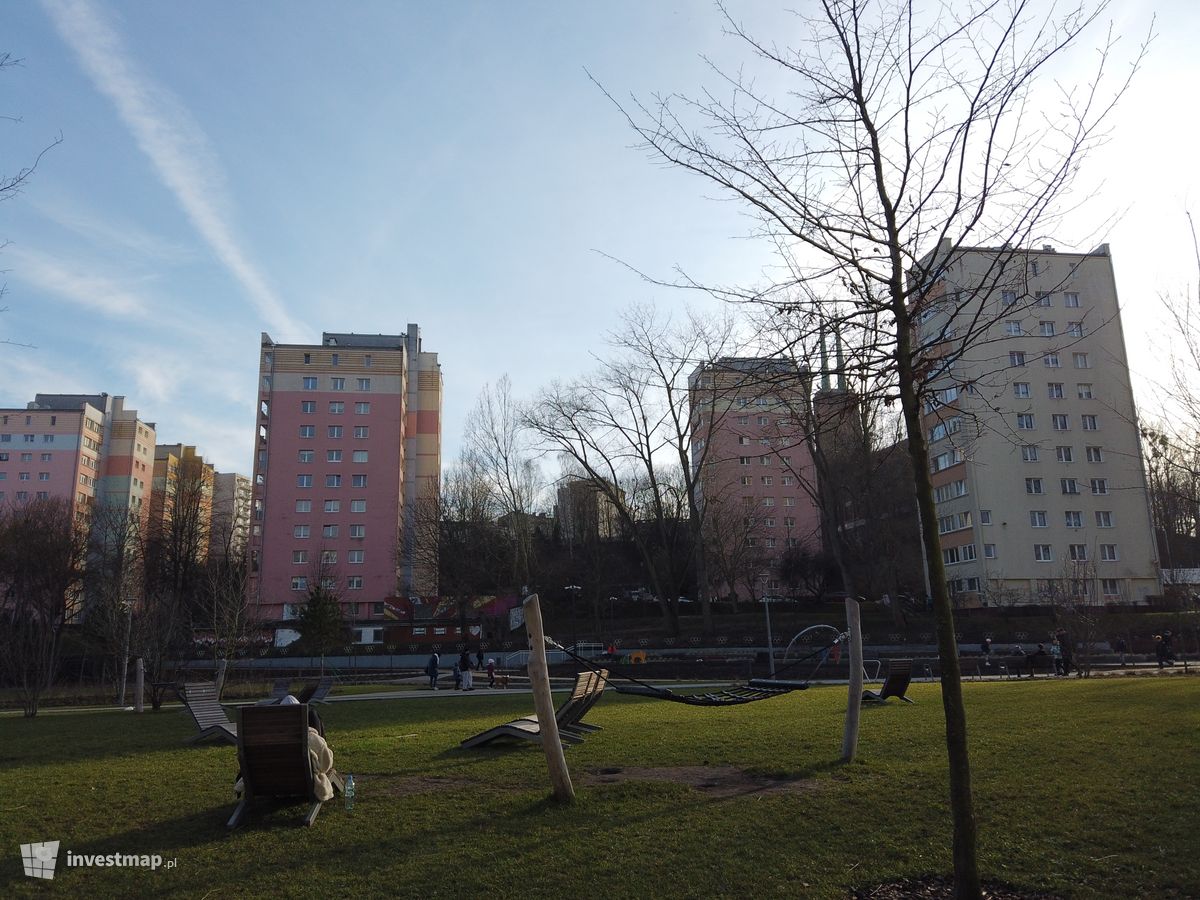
0;677;1196;898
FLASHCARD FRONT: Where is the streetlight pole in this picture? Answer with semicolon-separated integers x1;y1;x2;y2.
565;585;581;650
762;596;776;676
118;600;133;706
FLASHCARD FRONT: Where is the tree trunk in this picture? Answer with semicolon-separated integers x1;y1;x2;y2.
896;320;980;899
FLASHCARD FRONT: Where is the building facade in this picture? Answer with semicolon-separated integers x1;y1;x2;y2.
248;326;442;644
555;476;623;544
210;472;252;562
690;357;823;601
917;242;1160;605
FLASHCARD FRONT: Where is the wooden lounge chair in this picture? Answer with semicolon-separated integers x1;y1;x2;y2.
461;670;607;749
263;678;292;703
862;659;914;704
182;682;238;744
297;675;334;704
226;703;344;828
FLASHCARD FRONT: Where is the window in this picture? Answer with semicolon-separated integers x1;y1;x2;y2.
1065;510;1083;528
1086;446;1103;463
740;475;752;485
348;550;364;564
353;450;368;463
1069;544;1088;561
980;509;992;525
324;500;340;512
304;353;311;364
322;524;339;538
1009;351;1026;367
1043;352;1060;368
930;448;964;473
1005;320;1022;336
350;499;366;513
736;416;749;425
1090;478;1108;495
739;456;751;466
761;476;773;486
354;426;369;438
962;544;977;561
331;353;339;366
1056;446;1074;463
357;378;371;391
355;402;371;414
350;525;365;538
352;474;368;488
759;437;770;446
1065;292;1080;308
1100;544;1118;561
1013;382;1031;399
326;474;342;488
329;401;344;414
321;550;337;564
1034;544;1053;562
943;546;962;565
1035;290;1050;306
296;500;312;513
760;456;770;466
297;474;313;488
1060;478;1080;494
327;450;342;462
40;453;50;461
1039;321;1055;337
1066;322;1084;337
782;476;794;486
1002;290;1017;306
1081;415;1098;431
331;377;346;391
935;480;969;502
42;434;53;444
1077;383;1093;399
294;525;310;538
984;543;997;559
363;354;372;368
293;551;308;564
739;436;749;445
763;497;775;507
1095;510;1113;527
784;497;795;506
328;425;343;438
347;576;364;590
20;452;32;462
299;425;315;438
1026;478;1044;495
1017;414;1035;430
1030;510;1048;527
1021;445;1039;462
1101;578;1120;596
303;376;317;390
1047;383;1064;399
1052;414;1069;431
38;472;49;481
301;400;316;413
1073;353;1089;369
291;577;308;591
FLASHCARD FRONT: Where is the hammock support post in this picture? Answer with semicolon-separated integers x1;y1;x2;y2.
842;596;864;762
524;593;575;803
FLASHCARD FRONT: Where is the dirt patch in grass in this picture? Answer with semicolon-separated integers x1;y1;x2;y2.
851;875;1062;898
583;765;820;798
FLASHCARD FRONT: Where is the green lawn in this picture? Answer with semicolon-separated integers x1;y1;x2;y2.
1;677;1196;898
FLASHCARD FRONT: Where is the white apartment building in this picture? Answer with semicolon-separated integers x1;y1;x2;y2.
918;242;1159;605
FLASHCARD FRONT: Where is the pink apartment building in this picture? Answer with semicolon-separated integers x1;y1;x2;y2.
249;326;442;645
0;394;155;524
691;358;823;600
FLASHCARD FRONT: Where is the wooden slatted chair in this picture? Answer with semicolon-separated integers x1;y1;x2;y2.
297;675;334;704
461;670;606;749
227;703;344;828
182;682;238;744
862;659;915;704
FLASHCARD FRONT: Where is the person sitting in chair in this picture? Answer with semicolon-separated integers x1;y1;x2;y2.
235;696;336;802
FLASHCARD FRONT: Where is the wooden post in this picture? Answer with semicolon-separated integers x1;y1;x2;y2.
523;593;575;803
134;658;144;713
842;596;864;762
215;658;228;697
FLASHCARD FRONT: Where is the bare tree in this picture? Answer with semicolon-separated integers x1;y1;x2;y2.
606;2;1145;893
0;497;89;717
525;305;739;634
84;502;146;701
466;375;544;588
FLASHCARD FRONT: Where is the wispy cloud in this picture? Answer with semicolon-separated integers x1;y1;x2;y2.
40;0;308;341
26;193;197;264
6;245;149;316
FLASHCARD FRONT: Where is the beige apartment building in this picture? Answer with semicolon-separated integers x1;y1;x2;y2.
918;242;1160;605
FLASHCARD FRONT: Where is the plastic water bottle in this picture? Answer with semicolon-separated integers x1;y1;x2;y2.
344;774;356;812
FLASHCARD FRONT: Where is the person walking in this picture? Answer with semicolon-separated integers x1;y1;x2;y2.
1057;629;1074;677
980;637;993;670
486;658;496;688
1114;636;1127;667
476;648;485;671
426;652;440;690
1050;638;1063;676
1155;635;1168;668
452;659;463;690
459;649;474;691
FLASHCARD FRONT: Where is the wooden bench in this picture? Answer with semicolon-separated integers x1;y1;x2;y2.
181;682;237;744
461;669;608;749
862;659;914;704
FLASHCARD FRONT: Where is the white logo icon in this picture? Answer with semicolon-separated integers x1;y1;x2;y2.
21;841;60;880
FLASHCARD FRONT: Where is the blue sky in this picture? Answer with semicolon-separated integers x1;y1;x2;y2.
2;1;1197;474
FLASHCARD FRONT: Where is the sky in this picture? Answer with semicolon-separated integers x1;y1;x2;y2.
1;0;1197;475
